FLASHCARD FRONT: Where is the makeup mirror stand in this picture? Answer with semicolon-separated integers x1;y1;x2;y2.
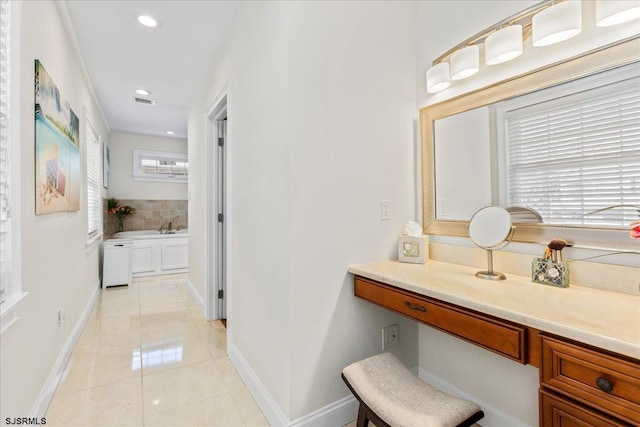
476;249;505;280
468;206;514;281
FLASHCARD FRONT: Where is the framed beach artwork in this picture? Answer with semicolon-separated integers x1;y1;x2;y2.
103;142;110;188
34;59;80;214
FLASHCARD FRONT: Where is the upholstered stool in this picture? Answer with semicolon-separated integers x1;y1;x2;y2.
342;353;484;427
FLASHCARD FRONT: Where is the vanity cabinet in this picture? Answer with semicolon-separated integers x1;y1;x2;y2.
539;389;628;427
353;273;640;427
354;276;527;363
540;335;640;426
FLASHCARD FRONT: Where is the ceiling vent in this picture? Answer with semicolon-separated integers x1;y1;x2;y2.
134;97;156;105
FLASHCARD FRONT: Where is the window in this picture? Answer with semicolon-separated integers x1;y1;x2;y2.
86;112;102;244
133;149;188;182
1;0;25;333
499;63;640;227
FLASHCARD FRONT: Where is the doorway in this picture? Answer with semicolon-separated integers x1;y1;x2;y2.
216;116;227;321
205;86;230;326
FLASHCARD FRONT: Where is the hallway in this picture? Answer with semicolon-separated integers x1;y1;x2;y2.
45;274;268;426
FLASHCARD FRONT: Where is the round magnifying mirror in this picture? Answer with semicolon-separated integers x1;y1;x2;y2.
468;206;513;280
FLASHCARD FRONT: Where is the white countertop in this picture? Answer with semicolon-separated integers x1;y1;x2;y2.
348;260;640;360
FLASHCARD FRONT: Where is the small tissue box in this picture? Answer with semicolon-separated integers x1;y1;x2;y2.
531;257;569;288
398;235;428;264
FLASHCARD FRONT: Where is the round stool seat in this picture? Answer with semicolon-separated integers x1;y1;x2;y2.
342;352;483;427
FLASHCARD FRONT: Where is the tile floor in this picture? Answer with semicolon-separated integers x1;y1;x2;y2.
45;274;269;427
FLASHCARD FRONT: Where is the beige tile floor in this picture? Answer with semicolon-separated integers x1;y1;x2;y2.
45;274;269;427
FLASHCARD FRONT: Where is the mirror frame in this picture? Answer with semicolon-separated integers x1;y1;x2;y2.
421;36;640;251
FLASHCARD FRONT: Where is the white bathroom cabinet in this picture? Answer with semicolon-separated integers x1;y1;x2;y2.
103;239;133;287
131;237;188;277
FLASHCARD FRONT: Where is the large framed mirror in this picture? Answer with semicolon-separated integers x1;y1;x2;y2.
421;36;640;251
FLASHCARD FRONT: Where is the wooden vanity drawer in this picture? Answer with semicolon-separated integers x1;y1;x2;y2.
354;276;526;363
540;389;629;427
541;335;640;425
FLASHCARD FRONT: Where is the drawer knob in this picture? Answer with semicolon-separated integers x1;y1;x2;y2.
404;301;426;312
596;377;613;393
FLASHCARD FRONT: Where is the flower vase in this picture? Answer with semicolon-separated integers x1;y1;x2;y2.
118;218;124;232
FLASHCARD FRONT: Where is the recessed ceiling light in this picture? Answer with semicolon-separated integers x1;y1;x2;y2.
137;15;158;28
135;89;151;96
165;131;175;135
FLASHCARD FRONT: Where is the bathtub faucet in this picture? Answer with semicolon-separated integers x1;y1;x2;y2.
158;223;164;234
168;221;173;232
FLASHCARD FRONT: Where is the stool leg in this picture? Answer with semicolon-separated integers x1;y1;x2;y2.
356;403;369;427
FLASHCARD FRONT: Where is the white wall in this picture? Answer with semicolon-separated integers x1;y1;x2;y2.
416;2;640;425
0;0;109;418
188;1;419;422
108;132;187;200
286;2;418;419
188;1;292;416
420;327;540;426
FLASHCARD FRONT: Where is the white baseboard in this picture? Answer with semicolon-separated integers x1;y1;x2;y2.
418;367;531;427
29;282;100;418
185;279;205;313
228;342;361;427
227;343;289;426
225;351;528;426
289;394;358;427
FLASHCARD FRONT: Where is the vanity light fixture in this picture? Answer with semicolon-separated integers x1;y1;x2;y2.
135;89;152;96
485;25;524;65
424;0;591;94
532;1;582;47
450;45;480;80
596;0;640;27
426;62;451;93
137;15;158;28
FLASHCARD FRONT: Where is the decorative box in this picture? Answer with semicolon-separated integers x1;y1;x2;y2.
531;257;569;288
398;235;428;264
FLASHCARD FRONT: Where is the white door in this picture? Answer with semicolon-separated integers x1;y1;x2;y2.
217;117;227;319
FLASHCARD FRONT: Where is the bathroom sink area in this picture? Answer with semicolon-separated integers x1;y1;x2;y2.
114;229;188;239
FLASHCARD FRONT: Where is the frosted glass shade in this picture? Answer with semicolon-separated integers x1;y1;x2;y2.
451;45;480;80
426;63;451;93
485;25;523;65
532;1;582;47
596;0;640;26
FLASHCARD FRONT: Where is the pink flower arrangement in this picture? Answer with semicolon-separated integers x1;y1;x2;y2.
108;198;135;233
631;221;640;240
107;197;135;220
108;205;136;219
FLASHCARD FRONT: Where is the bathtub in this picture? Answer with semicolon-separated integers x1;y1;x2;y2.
113;229;188;239
113;229;188;277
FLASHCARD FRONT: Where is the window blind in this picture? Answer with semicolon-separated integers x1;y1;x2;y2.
133;150;188;182
86;121;101;238
1;0;12;305
505;77;640;226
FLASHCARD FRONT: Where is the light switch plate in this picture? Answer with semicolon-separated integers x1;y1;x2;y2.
381;200;391;221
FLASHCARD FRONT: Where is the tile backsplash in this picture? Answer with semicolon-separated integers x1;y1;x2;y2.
103;199;187;237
